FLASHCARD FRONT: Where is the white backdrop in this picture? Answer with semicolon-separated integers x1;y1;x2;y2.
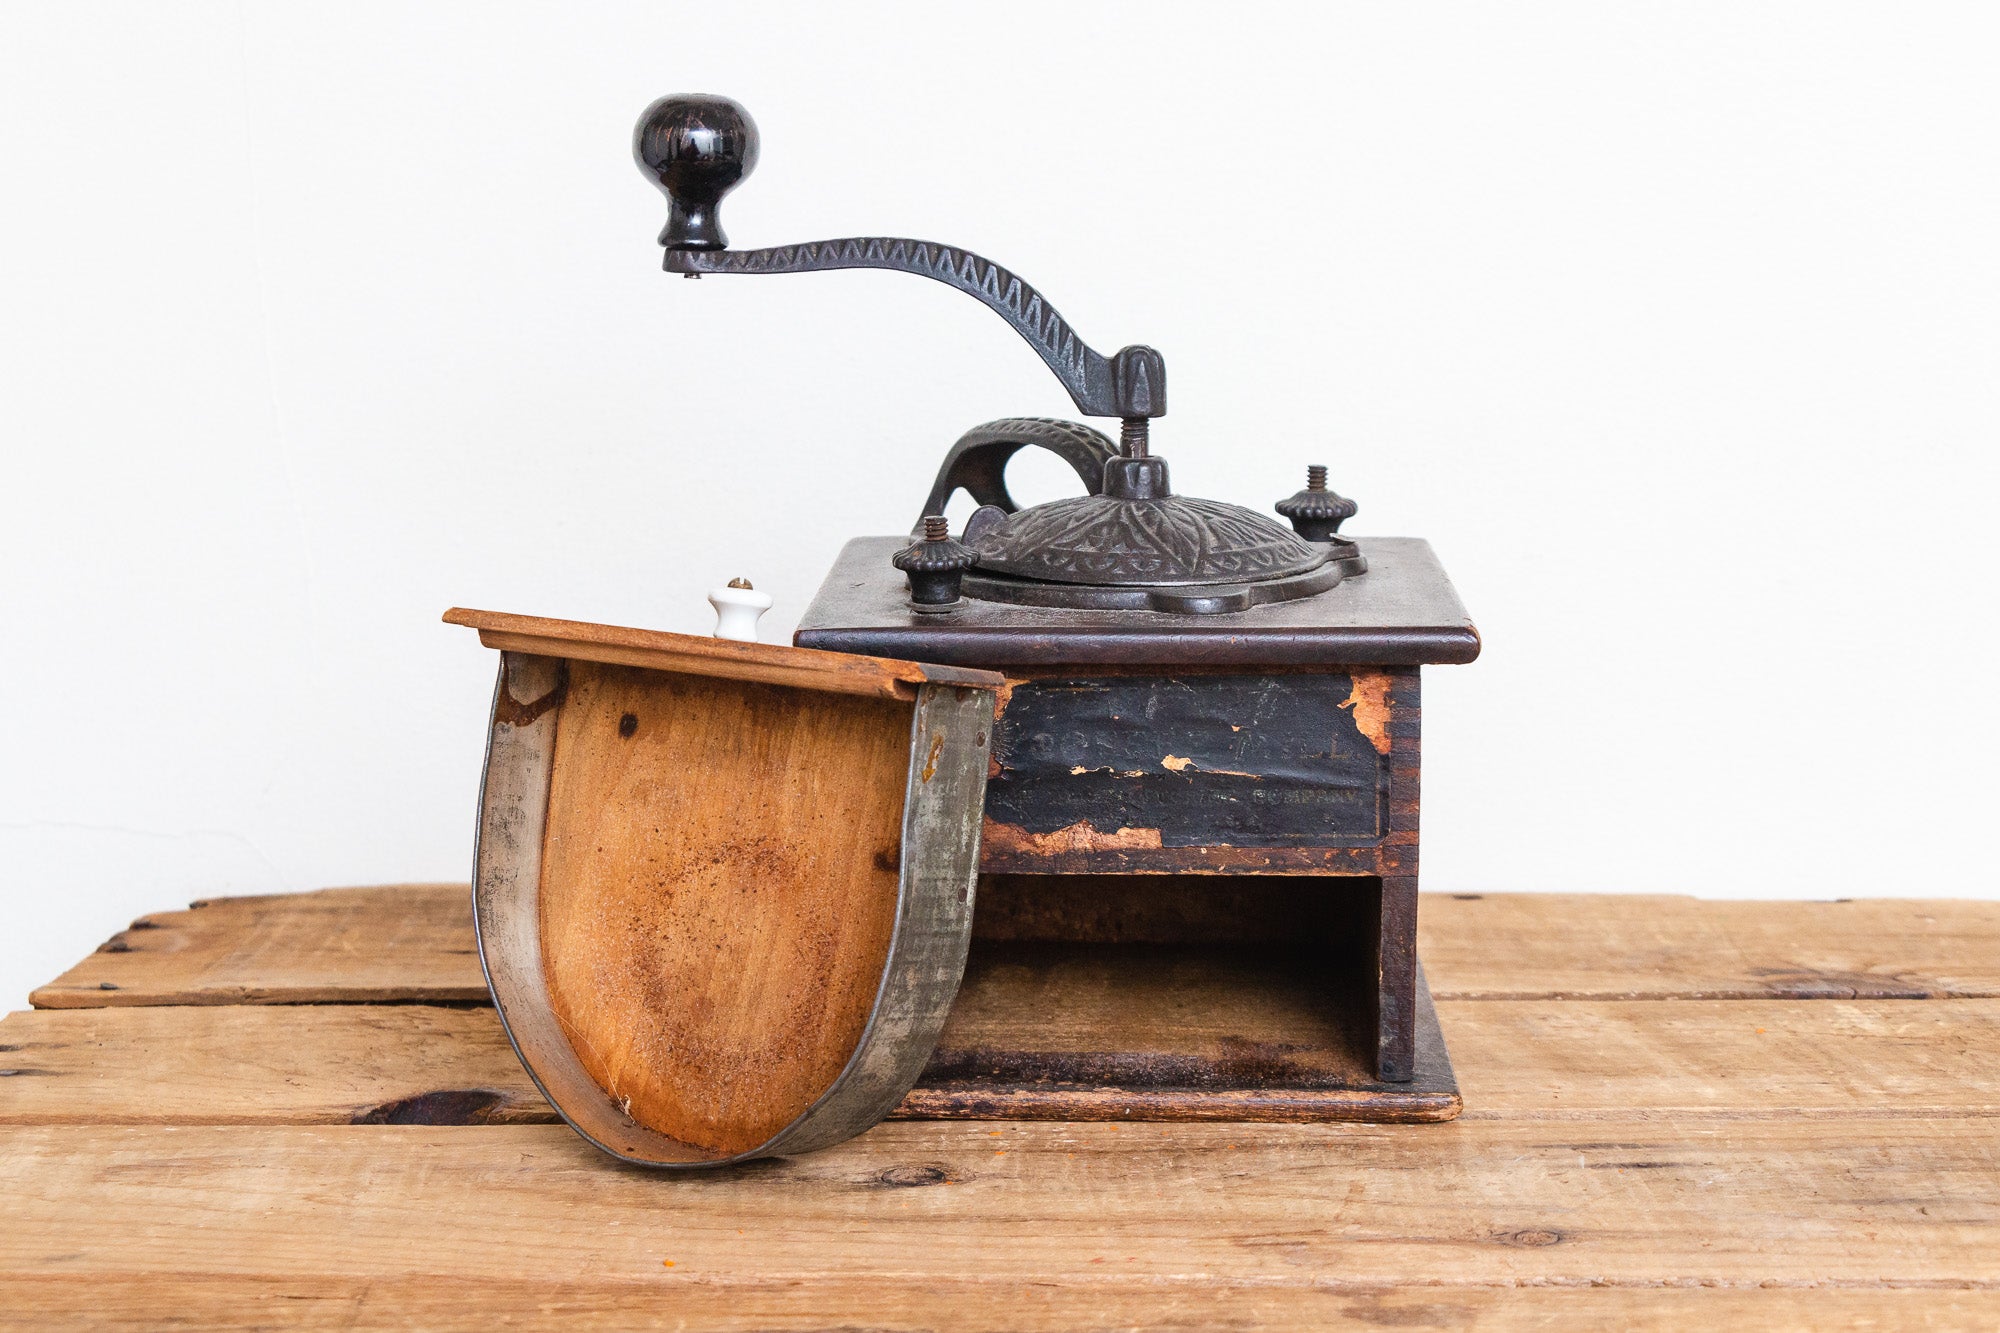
4;2;1997;1007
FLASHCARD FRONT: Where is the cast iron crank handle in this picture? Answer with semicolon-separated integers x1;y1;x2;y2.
634;94;1167;423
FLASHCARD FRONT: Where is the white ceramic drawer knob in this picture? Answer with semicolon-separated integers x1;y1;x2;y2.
708;577;773;642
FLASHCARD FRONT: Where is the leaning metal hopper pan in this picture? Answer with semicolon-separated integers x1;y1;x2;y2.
446;608;1002;1168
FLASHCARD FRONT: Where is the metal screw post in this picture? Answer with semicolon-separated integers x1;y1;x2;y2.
1120;417;1150;458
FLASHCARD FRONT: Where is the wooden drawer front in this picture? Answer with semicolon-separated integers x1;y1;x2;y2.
981;672;1393;872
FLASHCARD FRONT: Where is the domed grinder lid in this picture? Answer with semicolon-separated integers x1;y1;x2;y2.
912;420;1366;616
969;460;1329;586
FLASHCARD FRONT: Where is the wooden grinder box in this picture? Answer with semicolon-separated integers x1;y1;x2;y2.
800;531;1478;1124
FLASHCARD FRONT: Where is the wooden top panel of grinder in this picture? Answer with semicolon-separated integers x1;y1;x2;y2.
796;536;1480;668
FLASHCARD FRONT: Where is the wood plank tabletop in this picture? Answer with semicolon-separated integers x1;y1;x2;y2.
4;886;1997;1330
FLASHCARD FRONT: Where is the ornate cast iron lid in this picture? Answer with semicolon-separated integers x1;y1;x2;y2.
910;419;1363;615
965;470;1328;588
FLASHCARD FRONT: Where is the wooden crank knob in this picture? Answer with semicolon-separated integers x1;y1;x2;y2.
634;94;760;251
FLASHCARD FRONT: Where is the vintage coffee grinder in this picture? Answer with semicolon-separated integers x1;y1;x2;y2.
449;94;1478;1168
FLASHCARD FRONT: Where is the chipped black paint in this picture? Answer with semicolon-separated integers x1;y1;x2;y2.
987;675;1385;845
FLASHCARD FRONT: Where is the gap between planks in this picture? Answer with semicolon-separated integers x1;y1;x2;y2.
1;1275;1996;1333
4;998;1999;1127
28;885;2000;1009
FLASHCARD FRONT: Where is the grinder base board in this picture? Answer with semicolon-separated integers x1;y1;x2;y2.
900;947;1458;1123
896;872;1460;1124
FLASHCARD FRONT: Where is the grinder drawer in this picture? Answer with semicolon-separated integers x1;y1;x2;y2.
982;669;1408;875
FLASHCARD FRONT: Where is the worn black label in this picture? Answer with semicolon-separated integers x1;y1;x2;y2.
987;675;1387;846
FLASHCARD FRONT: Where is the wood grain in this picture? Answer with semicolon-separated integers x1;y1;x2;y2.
0;1005;549;1125
8;997;1999;1126
909;943;1459;1122
537;662;912;1154
3;1276;1993;1333
11;890;2000;1327
1420;892;2000;1000
2;1121;1996;1288
38;885;2000;1008
445;606;1002;700
28;884;486;1009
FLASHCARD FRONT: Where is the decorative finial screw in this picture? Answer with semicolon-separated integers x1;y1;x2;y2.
1276;465;1358;542
893;515;978;612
